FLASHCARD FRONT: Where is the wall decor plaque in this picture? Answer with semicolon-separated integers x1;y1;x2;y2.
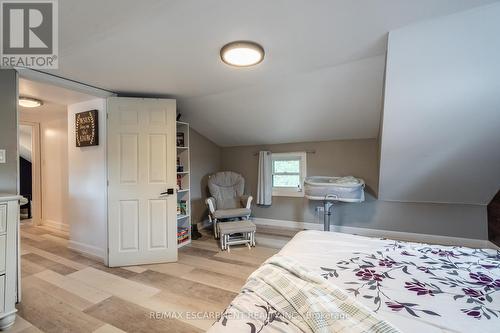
75;110;99;147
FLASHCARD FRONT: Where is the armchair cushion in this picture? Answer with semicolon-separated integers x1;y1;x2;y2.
218;220;256;234
214;208;251;219
208;171;245;209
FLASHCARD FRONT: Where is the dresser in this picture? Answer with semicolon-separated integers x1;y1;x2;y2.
0;194;20;330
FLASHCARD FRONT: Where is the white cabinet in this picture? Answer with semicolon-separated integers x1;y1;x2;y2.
0;195;20;330
0;235;5;274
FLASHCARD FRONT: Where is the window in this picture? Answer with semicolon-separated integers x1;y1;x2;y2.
272;152;307;197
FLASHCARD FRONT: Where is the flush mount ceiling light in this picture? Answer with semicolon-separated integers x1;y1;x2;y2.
220;41;265;67
19;97;43;108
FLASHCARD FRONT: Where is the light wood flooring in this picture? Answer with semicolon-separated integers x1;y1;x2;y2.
10;223;297;333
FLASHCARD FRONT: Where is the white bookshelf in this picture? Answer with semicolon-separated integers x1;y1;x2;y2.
176;121;191;248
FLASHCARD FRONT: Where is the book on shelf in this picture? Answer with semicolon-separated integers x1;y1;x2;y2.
176;174;182;190
177;200;187;215
177;227;189;237
178;237;189;244
176;157;184;172
176;132;185;147
177;226;190;243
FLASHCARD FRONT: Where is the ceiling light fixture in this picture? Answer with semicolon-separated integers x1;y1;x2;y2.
19;97;43;108
220;41;265;67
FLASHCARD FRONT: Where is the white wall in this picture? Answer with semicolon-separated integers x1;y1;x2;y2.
20;110;69;231
379;3;500;205
19;125;32;162
67;99;107;261
41;117;69;230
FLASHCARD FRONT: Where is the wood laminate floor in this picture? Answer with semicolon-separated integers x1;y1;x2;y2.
11;223;297;333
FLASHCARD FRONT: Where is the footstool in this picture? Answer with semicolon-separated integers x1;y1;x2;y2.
218;220;256;251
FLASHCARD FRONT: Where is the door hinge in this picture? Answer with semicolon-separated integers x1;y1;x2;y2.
107;180;109;186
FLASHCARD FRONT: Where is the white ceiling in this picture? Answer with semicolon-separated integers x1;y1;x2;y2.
18;101;66;121
18;78;90;121
45;0;498;146
19;78;97;106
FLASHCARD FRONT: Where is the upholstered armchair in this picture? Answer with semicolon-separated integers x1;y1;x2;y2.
206;171;253;238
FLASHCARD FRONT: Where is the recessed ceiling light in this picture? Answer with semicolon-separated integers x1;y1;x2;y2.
19;97;43;108
220;41;265;67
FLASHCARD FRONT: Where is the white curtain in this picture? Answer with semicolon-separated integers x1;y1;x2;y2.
257;151;272;205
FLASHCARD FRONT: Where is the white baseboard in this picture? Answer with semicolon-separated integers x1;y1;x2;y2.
42;219;69;233
251;217;498;249
68;240;105;263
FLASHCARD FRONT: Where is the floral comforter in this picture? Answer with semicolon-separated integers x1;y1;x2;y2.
208;230;500;333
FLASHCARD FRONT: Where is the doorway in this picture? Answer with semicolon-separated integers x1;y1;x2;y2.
16;73;112;265
18;122;41;225
18;91;69;233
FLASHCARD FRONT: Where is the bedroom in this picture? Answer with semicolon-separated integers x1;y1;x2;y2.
0;0;499;332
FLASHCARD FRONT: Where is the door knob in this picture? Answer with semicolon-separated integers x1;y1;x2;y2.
160;188;175;196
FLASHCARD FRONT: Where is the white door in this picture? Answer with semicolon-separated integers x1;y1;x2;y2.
107;97;177;267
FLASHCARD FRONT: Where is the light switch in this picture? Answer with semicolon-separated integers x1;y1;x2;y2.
0;149;5;164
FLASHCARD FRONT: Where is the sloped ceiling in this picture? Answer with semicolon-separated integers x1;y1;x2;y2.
379;3;500;205
46;0;498;146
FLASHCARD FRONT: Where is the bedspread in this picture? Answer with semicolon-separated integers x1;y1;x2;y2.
208;231;500;333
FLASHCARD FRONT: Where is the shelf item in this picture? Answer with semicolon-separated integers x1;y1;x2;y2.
178;238;191;248
176;121;191;246
176;132;185;147
177;226;191;247
177;200;187;215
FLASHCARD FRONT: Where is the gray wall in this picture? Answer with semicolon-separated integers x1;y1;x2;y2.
221;139;377;221
221;138;488;239
379;3;500;205
0;69;18;194
190;128;222;224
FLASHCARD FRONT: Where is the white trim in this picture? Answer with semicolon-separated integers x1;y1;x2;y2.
251;217;498;249
67;240;105;263
42;219;69;233
272;188;304;197
15;68;115;98
252;217;322;231
271;151;307;198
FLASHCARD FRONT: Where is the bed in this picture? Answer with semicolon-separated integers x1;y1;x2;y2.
208;230;500;333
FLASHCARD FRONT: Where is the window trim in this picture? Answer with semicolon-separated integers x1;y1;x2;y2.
271;152;307;197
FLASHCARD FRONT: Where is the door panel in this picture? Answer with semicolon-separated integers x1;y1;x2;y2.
119;200;139;251
148;134;167;183
120;134;139;184
148;199;168;249
108;97;177;267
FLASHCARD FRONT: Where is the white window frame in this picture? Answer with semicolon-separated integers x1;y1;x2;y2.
271;152;307;197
